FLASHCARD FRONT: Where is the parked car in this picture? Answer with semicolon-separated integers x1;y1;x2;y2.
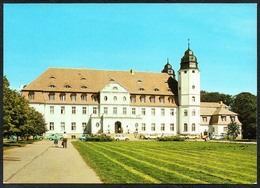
8;135;19;140
211;134;223;140
114;134;129;141
46;134;63;140
143;133;158;140
79;134;90;141
34;135;43;140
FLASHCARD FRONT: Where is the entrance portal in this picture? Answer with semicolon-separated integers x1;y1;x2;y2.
115;121;122;133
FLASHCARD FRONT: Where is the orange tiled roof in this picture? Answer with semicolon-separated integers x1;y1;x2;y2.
22;68;175;96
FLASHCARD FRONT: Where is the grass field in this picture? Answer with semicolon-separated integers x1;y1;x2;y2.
72;141;256;184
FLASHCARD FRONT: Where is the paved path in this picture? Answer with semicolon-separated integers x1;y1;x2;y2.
3;139;102;184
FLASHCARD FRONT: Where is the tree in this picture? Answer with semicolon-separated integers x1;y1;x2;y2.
201;90;233;106
3;76;47;141
227;120;241;140
230;92;257;139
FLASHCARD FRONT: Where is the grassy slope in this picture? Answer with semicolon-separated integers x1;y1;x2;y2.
72;141;256;184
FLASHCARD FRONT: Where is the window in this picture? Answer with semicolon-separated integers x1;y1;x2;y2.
96;122;100;127
224;127;228;132
142;123;146;131
60;93;66;101
130;95;136;103
151;123;156;131
113;86;118;90
132;108;136;115
202;117;207;122
93;107;97;114
161;123;165;131
113;96;117;101
221;116;227;121
151;108;155;116
81;77;86;80
28;92;35;100
123;96;127;101
50;76;56;79
184;109;188;116
71;93;76;101
213;127;215;132
49;85;55;88
104;96;108;101
141;108;146;115
159;96;165;104
113;107;117;114
81;94;87;101
192;109;196;116
72;107;76;114
184;123;188;132
231;116;235;121
149;96;155;103
71;122;76;131
168;97;174;104
50;106;54;114
192;96;195;102
61;122;65;131
81;86;87;89
82;107;87;114
139;88;145;91
49;93;55;101
192;123;196;131
49;122;54;131
123;107;127;115
192;85;195;89
91;94;98;101
170;124;174;131
192;70;195;73
65;85;71;88
140;95;146;103
82;122;87;131
61;106;65;114
170;109;174;116
184;71;187;74
154;88;160;91
104;107;108;114
161;108;165;116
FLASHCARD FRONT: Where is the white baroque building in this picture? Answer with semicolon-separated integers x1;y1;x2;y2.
21;46;241;139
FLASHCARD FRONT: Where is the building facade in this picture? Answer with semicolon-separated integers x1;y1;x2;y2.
21;47;241;139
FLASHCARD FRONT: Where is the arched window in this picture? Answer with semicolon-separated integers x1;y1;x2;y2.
192;123;196;131
192;109;196;116
104;96;108;101
130;95;136;103
192;96;195;102
91;94;98;102
184;109;188;116
149;96;155;103
184;123;188;132
168;97;174;104
159;96;165;103
49;93;55;101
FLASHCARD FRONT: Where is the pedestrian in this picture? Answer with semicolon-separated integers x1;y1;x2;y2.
54;134;58;147
62;131;67;148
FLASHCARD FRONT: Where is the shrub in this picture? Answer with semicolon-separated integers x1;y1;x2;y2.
158;136;185;141
85;135;113;142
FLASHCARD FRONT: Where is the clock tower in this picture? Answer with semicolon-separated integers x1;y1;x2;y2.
177;42;200;135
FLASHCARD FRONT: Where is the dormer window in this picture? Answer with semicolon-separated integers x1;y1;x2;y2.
110;78;114;81
60;93;66;101
130;95;136;103
65;85;71;88
28;92;35;100
81;77;86;80
49;85;55;88
49;93;55;101
91;94;98;102
149;96;155;103
154;88;160;91
137;80;142;83
113;86;118;90
140;95;146;103
168;97;174;104
139;88;145;91
50;76;56;79
159;96;165;103
81;93;87;101
70;93;76;101
81;86;87;89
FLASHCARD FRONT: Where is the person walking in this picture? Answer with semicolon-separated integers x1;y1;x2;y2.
62;132;67;148
54;134;58;147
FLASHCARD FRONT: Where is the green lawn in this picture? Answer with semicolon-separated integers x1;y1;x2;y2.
72;141;256;184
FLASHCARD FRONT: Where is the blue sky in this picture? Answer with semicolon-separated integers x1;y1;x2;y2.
4;3;257;95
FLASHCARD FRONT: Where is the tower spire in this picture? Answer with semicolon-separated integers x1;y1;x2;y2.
188;38;190;49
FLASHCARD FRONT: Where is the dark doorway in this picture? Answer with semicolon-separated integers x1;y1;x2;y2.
115;121;122;133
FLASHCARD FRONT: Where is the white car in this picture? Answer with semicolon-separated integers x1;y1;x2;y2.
144;134;158;140
114;134;129;141
211;134;223;140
